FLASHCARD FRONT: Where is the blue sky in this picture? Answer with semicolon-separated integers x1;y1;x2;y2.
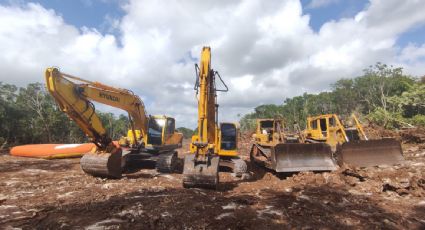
0;0;425;127
3;0;424;49
301;0;368;31
2;0;125;32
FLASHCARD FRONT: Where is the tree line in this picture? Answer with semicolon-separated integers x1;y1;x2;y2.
1;63;423;148
0;83;131;148
240;63;425;131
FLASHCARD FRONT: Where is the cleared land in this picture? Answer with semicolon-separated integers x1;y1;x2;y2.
0;136;424;229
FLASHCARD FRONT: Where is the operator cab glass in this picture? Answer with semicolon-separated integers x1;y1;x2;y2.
320;118;327;137
148;117;166;145
220;123;237;150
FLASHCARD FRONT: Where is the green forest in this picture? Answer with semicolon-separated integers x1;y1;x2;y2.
1;63;424;148
240;63;425;131
0;83;130;148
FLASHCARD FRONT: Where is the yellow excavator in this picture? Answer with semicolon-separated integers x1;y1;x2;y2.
303;114;404;167
182;47;247;189
45;67;183;178
250;119;337;172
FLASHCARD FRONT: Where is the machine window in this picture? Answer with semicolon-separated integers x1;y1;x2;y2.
166;118;175;134
329;117;335;127
311;121;317;129
320;118;328;137
220;123;237;150
320;119;327;131
148;118;165;145
260;120;273;129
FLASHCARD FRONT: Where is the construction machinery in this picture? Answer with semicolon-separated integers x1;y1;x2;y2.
182;47;247;189
45;67;183;178
250;119;337;172
303;114;404;167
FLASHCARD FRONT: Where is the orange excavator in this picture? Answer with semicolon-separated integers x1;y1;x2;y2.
45;67;183;178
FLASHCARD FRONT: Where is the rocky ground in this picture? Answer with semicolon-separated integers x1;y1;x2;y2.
0;137;424;229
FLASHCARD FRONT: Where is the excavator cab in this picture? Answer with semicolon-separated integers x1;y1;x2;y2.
219;123;237;151
146;116;176;146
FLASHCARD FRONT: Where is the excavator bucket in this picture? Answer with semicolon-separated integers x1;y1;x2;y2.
336;138;404;167
271;143;338;172
182;154;219;189
80;148;123;178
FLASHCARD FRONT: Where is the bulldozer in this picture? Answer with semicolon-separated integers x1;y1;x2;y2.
182;47;247;189
45;67;183;178
250;119;337;172
303;114;404;167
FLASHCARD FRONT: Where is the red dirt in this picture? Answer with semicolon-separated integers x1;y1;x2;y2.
0;139;424;229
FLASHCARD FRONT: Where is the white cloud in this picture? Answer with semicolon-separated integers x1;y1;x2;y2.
0;0;425;129
306;0;339;9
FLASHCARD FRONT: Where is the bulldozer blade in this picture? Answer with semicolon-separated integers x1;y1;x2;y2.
80;148;123;179
337;138;404;167
182;154;219;189
271;143;337;172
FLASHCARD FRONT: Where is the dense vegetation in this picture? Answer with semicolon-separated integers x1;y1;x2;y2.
176;127;195;139
240;63;425;131
0;82;196;148
0;83;129;148
1;63;423;148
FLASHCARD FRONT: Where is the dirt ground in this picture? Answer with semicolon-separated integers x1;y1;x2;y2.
1;138;425;229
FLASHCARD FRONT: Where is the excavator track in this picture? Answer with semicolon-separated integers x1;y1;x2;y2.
80;148;123;179
156;151;178;173
182;154;219;189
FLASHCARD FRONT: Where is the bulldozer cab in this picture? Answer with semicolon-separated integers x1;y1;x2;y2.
218;122;238;157
255;119;285;146
305;114;347;148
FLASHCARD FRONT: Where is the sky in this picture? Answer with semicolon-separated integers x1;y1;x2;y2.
0;0;424;129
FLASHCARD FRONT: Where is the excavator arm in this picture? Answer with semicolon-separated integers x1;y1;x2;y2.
45;67;149;178
45;68;148;148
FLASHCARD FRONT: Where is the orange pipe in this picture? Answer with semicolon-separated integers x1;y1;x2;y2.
10;143;97;159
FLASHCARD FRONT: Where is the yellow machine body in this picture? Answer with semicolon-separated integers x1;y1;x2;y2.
253;119;287;147
183;47;245;189
45;68;182;178
250;118;337;172
303;114;404;167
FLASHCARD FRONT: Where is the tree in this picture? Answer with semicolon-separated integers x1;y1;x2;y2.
176;127;194;138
